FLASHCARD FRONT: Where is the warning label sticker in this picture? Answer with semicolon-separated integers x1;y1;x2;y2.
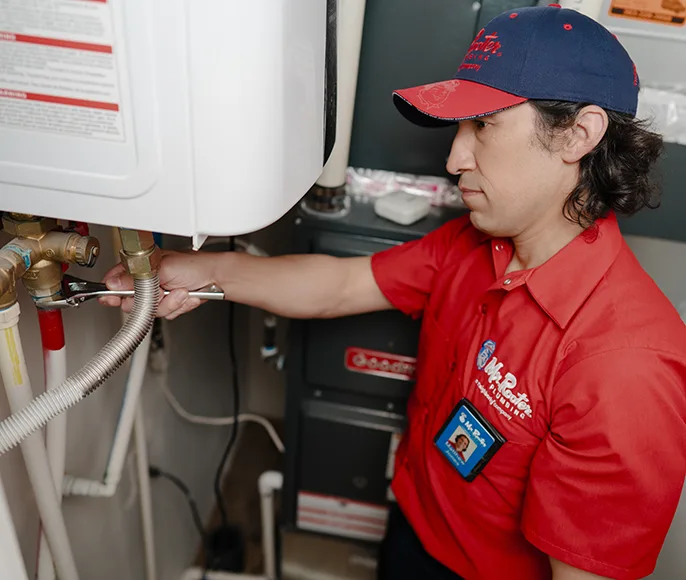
297;492;389;543
0;0;125;140
609;0;686;26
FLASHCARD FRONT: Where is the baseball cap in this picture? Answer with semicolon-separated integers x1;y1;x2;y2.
393;4;639;127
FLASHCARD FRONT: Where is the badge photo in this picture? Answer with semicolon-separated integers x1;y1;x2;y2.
434;398;506;482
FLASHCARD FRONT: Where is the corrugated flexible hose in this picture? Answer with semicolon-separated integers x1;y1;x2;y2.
0;276;160;455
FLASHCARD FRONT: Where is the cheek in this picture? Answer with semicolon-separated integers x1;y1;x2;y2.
479;142;558;205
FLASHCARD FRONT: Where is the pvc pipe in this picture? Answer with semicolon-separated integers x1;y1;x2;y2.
62;332;153;497
316;0;367;188
37;309;67;580
157;375;285;453
258;470;283;580
0;474;30;580
135;403;157;580
179;471;282;580
60;303;158;579
111;228;158;580
0;303;80;580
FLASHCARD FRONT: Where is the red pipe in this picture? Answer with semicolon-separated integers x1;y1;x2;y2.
34;308;66;575
37;309;66;352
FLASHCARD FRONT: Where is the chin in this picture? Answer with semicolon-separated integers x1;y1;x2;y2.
468;211;493;234
469;212;510;238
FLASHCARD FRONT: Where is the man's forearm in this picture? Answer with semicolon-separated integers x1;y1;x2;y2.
212;252;393;319
549;557;613;580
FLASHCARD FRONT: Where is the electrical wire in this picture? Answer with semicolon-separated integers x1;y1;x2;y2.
155;376;284;452
148;465;209;553
213;236;240;529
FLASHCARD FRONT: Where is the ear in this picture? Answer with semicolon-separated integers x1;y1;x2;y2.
560;105;608;163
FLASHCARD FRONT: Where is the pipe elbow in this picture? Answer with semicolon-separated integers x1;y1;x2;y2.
62;476;116;498
258;470;283;497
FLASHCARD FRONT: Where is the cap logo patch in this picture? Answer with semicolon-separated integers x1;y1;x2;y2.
459;28;503;72
417;80;460;109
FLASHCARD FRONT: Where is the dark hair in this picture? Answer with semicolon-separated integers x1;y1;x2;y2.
530;100;664;229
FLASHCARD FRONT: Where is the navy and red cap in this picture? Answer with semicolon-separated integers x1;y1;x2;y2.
393;4;640;127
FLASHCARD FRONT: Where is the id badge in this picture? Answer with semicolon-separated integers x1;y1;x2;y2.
434;398;506;482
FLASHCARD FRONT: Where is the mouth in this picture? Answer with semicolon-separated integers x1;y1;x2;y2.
458;186;484;198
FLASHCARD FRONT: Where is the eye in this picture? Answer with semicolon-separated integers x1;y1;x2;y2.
475;119;488;129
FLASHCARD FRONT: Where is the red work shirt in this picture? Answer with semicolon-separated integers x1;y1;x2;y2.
371;212;686;580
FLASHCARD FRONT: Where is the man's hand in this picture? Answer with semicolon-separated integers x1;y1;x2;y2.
100;250;218;320
550;557;613;580
100;250;393;321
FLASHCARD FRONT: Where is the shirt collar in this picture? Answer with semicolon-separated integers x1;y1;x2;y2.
489;212;623;329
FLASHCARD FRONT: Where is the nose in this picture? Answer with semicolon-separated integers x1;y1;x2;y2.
446;124;476;175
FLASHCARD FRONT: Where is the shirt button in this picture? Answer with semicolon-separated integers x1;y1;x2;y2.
503;278;512;285
495;243;504;251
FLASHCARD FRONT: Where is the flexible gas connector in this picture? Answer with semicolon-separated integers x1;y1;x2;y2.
0;272;160;455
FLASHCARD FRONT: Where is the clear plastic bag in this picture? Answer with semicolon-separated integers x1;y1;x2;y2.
346;167;465;208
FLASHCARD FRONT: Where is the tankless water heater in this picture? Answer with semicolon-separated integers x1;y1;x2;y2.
0;0;336;247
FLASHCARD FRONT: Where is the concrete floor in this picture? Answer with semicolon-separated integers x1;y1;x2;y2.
198;420;379;579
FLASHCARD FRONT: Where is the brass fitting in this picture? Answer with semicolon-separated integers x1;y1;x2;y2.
40;232;100;268
0;242;40;300
21;260;63;300
118;229;161;279
2;214;57;239
0;288;17;310
0;257;18;309
0;215;101;303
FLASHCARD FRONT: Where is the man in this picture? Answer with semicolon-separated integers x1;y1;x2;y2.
102;5;686;580
449;433;470;462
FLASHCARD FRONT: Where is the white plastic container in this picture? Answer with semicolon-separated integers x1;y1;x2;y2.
0;0;335;247
374;191;431;226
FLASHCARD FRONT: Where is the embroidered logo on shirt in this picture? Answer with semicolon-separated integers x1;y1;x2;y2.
474;339;533;421
476;339;496;370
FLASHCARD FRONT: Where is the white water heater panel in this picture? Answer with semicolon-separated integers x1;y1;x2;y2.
0;0;336;246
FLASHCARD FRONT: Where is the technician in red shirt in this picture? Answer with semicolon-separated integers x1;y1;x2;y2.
102;5;686;580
